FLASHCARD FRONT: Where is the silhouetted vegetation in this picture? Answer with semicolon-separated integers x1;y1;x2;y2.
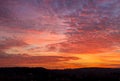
0;67;120;81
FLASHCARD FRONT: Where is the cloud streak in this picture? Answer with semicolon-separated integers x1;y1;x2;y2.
0;52;79;69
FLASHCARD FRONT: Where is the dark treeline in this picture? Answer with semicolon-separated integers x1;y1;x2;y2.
0;67;120;81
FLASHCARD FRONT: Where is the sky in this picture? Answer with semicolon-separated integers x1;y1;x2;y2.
0;0;120;69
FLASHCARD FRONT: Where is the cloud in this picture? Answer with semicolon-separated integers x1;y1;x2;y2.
0;52;79;68
46;0;120;54
0;0;67;33
0;0;120;68
0;0;119;54
0;38;27;51
0;0;67;51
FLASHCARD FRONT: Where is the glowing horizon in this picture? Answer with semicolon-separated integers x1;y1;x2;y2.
0;0;120;69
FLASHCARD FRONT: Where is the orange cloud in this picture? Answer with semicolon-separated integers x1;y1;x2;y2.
0;52;79;69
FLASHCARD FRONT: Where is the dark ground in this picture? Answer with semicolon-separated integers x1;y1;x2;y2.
0;67;120;81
